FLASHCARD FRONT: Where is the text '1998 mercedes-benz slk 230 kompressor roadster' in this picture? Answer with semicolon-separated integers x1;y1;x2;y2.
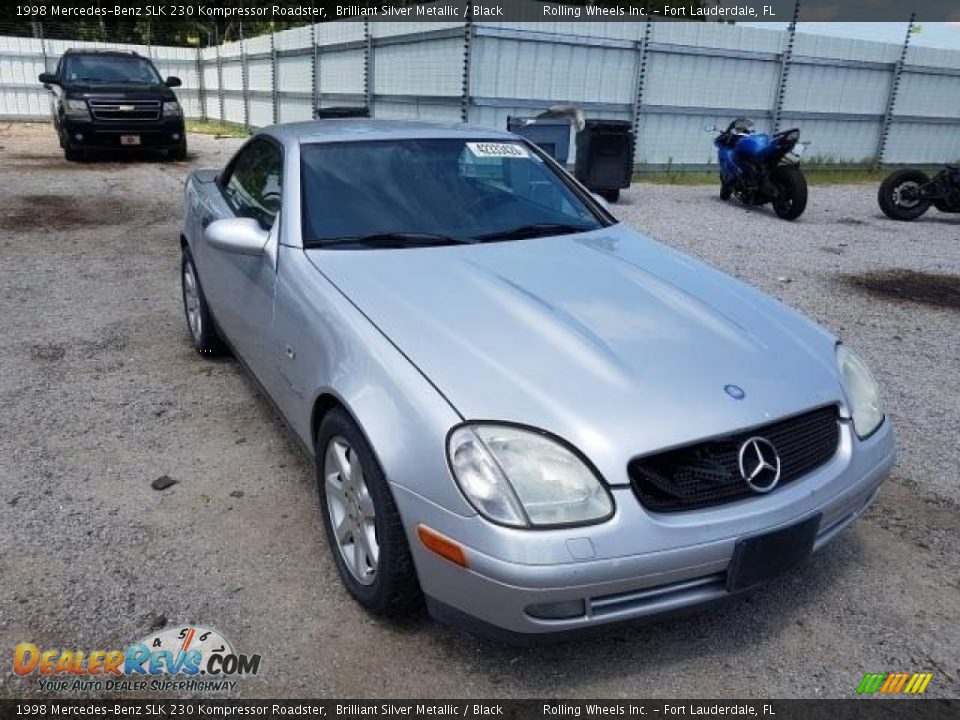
180;120;895;641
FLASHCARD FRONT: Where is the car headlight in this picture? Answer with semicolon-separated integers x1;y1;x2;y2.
63;99;90;119
447;424;614;528
836;344;884;438
163;100;183;117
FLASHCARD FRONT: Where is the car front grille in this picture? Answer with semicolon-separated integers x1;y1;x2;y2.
89;100;161;121
629;405;840;512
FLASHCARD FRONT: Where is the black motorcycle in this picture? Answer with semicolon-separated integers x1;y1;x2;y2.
878;166;960;220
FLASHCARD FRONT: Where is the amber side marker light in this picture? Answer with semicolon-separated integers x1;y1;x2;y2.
417;525;469;568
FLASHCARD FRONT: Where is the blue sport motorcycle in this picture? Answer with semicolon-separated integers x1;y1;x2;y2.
706;118;808;220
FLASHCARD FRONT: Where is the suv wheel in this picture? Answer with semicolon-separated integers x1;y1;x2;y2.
169;141;188;161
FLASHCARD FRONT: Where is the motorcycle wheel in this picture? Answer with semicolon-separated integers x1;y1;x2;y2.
770;166;808;220
720;180;732;200
878;169;931;221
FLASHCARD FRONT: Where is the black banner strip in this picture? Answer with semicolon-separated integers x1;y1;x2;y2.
1;700;959;720
2;1;960;24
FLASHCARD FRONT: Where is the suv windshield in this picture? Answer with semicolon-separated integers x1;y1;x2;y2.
64;55;162;85
301;139;606;247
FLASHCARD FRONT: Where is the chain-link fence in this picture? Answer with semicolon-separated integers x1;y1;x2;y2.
2;16;959;167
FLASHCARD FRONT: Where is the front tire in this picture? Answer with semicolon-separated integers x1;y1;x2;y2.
168;141;188;161
878;169;931;221
771;165;807;220
316;409;421;617
720;179;732;200
600;188;620;203
181;249;226;356
64;146;84;162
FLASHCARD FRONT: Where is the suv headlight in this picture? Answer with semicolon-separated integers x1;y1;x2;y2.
63;99;90;119
836;344;884;438
447;424;614;528
163;100;183;117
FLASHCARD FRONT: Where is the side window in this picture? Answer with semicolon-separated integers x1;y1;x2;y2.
223;139;283;229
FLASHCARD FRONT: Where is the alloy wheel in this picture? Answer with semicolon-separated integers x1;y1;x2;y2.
324;436;379;585
182;260;202;342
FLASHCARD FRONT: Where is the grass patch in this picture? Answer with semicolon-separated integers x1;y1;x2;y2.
185;120;250;139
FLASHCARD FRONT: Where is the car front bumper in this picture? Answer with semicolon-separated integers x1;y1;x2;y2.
395;418;895;641
62;116;185;150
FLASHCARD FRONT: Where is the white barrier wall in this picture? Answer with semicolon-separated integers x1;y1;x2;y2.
2;19;958;167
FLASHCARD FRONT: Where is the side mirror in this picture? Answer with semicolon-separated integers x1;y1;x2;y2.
165;76;182;88
204;218;269;256
39;72;57;85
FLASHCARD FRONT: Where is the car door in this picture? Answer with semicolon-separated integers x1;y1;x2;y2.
196;137;283;382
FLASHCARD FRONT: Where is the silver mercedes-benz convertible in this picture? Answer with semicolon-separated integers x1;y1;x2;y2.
180;120;894;640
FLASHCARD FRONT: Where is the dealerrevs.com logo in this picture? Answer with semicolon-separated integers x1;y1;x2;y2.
14;625;261;693
856;672;934;695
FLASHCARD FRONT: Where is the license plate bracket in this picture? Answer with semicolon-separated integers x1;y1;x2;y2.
120;135;141;146
726;514;821;593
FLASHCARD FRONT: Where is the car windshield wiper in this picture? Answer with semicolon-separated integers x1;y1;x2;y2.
472;223;595;242
308;232;471;249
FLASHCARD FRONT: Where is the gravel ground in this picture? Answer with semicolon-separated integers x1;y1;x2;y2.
0;123;957;700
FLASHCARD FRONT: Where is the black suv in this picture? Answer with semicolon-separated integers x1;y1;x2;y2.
39;49;186;161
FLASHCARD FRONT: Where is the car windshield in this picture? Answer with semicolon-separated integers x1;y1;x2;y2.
300;138;606;248
64;55;162;84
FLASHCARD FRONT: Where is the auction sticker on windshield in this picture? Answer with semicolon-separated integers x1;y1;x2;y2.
466;142;528;158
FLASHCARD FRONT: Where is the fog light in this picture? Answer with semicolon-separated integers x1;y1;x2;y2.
172;133;180;141
74;133;83;142
526;599;586;620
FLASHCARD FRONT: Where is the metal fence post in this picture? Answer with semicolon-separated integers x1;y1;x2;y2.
875;14;915;169
196;46;207;123
38;21;49;72
772;0;799;132
460;3;474;122
630;20;653;166
239;24;250;131
270;29;278;125
364;21;374;113
310;22;319;116
214;43;225;126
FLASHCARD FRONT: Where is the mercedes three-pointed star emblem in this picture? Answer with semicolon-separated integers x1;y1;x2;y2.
737;436;781;493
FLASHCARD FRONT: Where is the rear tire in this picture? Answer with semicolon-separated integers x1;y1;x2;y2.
316;408;421;617
878;169;931;221
771;165;807;220
181;249;226;357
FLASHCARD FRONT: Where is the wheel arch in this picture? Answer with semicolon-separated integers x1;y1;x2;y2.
311;391;350;448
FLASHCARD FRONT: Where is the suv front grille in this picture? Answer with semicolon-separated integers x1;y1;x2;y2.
89;100;161;121
629;405;840;512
